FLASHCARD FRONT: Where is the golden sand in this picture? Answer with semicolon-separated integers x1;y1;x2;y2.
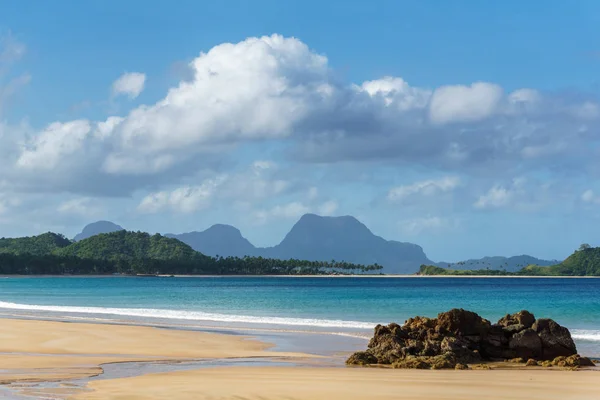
75;366;600;400
0;318;598;399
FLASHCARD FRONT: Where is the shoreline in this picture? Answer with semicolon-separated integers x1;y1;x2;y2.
1;274;599;278
0;316;598;399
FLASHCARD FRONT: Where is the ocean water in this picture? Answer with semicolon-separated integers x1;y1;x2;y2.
0;276;598;356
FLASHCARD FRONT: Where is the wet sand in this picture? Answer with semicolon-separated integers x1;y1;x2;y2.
74;367;600;400
0;318;599;399
0;318;309;385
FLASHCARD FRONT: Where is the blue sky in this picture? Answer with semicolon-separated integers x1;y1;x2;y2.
1;0;600;262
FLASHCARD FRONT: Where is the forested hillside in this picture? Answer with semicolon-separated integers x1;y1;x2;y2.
0;233;71;256
0;231;382;276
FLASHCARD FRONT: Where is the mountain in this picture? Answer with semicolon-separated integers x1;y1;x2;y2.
0;232;71;256
258;214;431;274
73;221;124;241
166;224;257;257
436;255;558;272
0;230;380;276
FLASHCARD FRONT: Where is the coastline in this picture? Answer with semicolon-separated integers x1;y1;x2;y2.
0;316;598;399
2;274;600;278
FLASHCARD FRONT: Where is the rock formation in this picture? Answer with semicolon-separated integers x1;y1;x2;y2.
347;309;595;370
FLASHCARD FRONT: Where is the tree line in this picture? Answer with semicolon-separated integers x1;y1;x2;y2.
0;231;383;276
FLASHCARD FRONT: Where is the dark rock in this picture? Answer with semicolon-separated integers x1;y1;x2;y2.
366;324;405;364
347;309;582;370
498;310;535;329
346;351;378;366
455;363;469;370
503;324;527;334
532;319;577;360
509;328;542;359
436;309;490;336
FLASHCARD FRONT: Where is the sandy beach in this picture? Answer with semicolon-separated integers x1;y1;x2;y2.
0;318;598;399
0;318;310;396
75;367;600;400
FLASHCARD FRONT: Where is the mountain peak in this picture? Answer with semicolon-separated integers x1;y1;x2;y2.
74;221;124;241
204;224;244;236
262;214;430;273
293;213;368;229
166;224;256;258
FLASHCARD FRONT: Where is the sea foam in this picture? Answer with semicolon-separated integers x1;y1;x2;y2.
0;301;378;329
571;329;600;342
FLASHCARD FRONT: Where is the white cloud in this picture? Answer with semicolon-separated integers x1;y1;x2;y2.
58;198;101;217
360;76;431;110
474;178;528;210
221;161;289;200
17;120;91;170
508;88;541;105
138;177;225;214
474;185;513;209
2;34;600;199
387;176;460;202
429;82;503;124
136;160;290;214
112;72;146;99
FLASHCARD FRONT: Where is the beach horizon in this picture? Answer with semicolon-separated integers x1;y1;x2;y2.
0;276;599;398
0;316;597;399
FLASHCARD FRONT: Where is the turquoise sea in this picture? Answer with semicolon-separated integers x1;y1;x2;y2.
0;276;598;357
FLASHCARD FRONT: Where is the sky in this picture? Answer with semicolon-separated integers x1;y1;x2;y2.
1;0;600;262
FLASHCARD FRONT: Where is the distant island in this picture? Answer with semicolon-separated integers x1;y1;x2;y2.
0;231;383;276
418;244;600;276
76;214;557;274
1;214;592;276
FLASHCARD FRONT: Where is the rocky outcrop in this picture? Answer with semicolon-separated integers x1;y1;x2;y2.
532;318;577;359
347;309;594;370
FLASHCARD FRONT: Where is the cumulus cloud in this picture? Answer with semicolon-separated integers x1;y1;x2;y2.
359;76;431;110
474;185;513;209
112;72;146;99
473;177;552;211
17;120;92;170
1;33;599;200
387;176;461;202
428;82;503;124
136;160;294;214
138;177;225;214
